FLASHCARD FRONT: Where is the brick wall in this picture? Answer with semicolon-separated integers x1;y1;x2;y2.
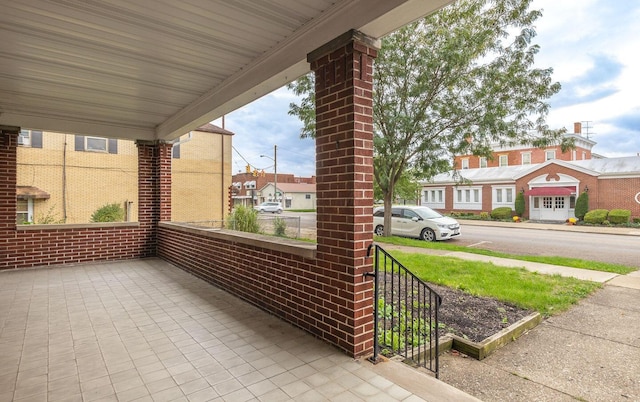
1;135;170;269
597;178;640;218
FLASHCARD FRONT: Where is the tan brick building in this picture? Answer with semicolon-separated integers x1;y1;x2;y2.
16;124;232;224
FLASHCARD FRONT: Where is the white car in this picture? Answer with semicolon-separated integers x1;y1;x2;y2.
373;205;461;241
254;202;283;214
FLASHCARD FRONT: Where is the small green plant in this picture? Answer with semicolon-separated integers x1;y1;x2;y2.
479;211;490;220
602;220;610;226
608;209;631;224
91;202;125;222
490;206;513;220
574;191;589;220
273;217;287;237
583;209;608;224
514;191;525;217
226;205;261;233
34;205;64;224
633;217;640;224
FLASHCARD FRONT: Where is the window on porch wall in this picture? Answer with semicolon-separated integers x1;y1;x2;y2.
453;187;482;210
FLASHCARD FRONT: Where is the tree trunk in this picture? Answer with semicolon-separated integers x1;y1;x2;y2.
382;187;394;237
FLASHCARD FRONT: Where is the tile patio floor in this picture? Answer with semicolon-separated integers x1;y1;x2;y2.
0;258;470;402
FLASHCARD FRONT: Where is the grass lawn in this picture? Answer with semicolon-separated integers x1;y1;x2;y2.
385;249;602;317
375;236;635;275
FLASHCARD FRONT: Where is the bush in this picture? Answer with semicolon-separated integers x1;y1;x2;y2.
608;209;631;224
602;220;610;226
273;217;287;237
490;207;513;220
91;203;125;222
226;205;260;233
574;191;589;220
514;191;525;217
583;209;608;224
634;217;640;224
479;212;490;220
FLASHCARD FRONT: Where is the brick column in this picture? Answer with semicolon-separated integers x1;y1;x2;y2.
309;30;379;357
137;141;172;256
0;129;18;231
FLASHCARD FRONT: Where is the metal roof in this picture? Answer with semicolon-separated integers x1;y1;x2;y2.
0;0;451;142
425;156;640;185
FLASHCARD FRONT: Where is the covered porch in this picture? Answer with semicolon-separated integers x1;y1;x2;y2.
0;0;452;373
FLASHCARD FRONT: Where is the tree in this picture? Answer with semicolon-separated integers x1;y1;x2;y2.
288;0;572;236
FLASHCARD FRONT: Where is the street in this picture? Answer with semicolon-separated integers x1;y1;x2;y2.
284;212;640;269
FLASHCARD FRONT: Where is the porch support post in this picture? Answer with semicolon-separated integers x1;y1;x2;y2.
308;30;379;357
0;127;19;236
136;140;172;256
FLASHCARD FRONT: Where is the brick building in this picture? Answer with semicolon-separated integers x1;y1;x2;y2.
232;172;316;209
16;124;232;224
423;124;640;221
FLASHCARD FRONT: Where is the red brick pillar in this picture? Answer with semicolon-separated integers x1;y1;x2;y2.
137;141;172;256
0;129;18;234
309;30;378;357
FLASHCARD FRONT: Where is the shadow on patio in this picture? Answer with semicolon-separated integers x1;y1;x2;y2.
0;258;474;402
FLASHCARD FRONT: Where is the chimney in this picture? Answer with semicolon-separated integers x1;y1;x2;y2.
574;122;582;135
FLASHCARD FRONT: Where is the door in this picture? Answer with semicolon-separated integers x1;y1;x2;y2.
539;196;569;221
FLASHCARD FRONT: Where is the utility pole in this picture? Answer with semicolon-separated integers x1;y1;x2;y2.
261;145;278;203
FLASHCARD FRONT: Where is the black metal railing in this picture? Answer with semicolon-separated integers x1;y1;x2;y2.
366;244;442;377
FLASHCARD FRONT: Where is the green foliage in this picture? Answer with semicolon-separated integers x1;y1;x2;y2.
388;250;601;317
583;209;609;224
376;298;432;352
36;206;64;224
574;191;589;220
374;235;635;275
273;217;287;237
226;205;261;233
91;203;125;222
491;207;513;220
288;0;566;235
633;217;640;224
514;191;525;217
607;209;631;224
479;211;490;220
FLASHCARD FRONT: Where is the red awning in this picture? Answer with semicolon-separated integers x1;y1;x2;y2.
16;186;50;200
524;186;575;196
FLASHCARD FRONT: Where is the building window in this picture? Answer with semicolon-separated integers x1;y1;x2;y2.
17;199;32;223
453;186;482;210
18;130;43;148
75;135;118;154
582;151;587;160
545;150;556;161
521;152;531;165
305;194;311;199
479;157;487;168
461;158;469;169
423;187;445;209
533;197;539;208
499;155;508;167
492;186;516;209
172;144;181;159
569;196;576;209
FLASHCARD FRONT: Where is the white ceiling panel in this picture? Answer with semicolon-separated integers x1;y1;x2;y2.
0;0;452;141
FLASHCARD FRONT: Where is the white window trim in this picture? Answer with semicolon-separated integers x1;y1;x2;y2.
461;158;469;169
521;152;531;165
453;186;482;210
479;157;487;168
18;130;31;146
17;198;34;223
491;185;516;210
86;136;108;152
422;187;445;210
499;155;508;167
545;149;556;161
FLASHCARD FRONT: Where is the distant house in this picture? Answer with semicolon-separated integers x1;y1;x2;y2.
231;172;316;209
258;182;317;210
422;123;640;221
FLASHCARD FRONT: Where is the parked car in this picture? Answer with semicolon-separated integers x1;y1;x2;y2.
254;202;283;214
373;205;460;241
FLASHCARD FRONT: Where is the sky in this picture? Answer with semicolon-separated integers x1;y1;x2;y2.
216;0;640;178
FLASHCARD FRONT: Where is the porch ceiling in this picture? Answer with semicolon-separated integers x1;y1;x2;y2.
0;0;451;142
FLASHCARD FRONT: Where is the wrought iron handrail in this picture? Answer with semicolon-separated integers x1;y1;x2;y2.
366;243;442;377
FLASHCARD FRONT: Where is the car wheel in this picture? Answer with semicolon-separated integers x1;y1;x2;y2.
374;225;384;236
420;228;436;242
277;209;282;214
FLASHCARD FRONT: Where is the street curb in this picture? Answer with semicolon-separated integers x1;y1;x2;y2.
457;219;640;237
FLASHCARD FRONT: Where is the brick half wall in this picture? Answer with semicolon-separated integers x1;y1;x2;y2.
157;223;371;357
